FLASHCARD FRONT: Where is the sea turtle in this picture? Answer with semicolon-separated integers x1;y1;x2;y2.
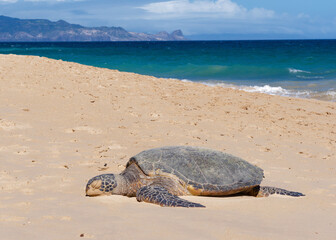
86;146;304;207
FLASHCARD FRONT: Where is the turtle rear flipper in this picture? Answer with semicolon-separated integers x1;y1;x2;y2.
136;185;205;208
251;186;305;197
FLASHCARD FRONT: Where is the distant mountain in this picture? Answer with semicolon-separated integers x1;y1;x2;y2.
0;15;185;42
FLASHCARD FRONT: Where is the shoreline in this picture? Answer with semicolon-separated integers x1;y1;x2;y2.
1;40;336;103
0;54;335;240
182;79;336;102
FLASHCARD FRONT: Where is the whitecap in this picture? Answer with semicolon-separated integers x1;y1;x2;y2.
240;85;290;95
235;85;335;102
288;68;310;74
326;90;336;97
180;79;336;102
323;91;336;101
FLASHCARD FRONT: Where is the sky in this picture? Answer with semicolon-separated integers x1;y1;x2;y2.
1;0;336;40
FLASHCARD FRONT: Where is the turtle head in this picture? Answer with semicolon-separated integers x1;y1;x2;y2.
86;174;118;196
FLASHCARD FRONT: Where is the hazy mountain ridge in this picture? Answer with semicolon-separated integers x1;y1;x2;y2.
0;16;185;41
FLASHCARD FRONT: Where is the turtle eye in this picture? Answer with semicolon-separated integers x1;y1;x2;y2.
86;177;100;191
86;179;104;196
91;180;102;189
86;174;117;196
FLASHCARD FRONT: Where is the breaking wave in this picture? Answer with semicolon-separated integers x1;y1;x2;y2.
288;68;311;74
236;85;336;102
184;80;336;102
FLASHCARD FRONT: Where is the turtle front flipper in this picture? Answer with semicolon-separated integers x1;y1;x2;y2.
136;185;205;208
251;186;305;197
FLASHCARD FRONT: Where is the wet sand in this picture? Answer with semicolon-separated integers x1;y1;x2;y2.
0;54;335;239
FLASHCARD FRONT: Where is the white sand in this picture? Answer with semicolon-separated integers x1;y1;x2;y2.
0;54;335;239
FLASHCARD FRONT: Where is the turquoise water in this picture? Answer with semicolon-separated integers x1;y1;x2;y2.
1;40;336;101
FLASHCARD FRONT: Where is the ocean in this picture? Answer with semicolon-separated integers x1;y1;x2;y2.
1;40;336;101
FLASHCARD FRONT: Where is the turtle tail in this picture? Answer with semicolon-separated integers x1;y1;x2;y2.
253;186;305;197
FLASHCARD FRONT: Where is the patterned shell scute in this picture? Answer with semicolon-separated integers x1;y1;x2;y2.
128;146;264;189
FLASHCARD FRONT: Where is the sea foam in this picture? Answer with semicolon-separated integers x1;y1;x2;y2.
236;85;336;101
240;85;290;95
190;80;336;102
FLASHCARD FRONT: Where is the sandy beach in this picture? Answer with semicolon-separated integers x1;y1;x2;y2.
0;54;335;239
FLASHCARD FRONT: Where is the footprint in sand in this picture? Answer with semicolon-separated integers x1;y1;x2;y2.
65;126;102;134
0;119;31;131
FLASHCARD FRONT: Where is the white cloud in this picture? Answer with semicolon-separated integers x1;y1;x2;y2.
297;13;310;19
23;0;84;2
249;7;274;19
139;0;274;19
0;0;18;3
141;0;242;15
0;0;84;2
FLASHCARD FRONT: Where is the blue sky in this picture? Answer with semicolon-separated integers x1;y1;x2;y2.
1;0;336;39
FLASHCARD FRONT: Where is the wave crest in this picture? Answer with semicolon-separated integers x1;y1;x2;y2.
237;85;336;102
288;68;311;74
193;81;336;102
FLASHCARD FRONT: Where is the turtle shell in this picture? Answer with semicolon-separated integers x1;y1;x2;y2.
127;146;264;195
